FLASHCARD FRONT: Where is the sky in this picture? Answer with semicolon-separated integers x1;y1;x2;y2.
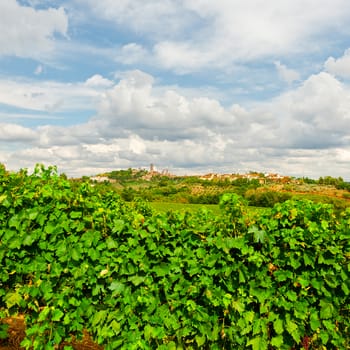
1;1;350;179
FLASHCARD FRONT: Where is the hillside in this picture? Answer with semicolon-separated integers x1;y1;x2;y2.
87;168;350;210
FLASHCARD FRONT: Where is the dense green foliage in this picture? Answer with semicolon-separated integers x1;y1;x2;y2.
0;165;349;349
245;190;292;207
107;168;148;183
93;169;264;205
302;176;350;191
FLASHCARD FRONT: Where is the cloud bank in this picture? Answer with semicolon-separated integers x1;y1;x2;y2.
2;67;350;179
0;0;68;59
1;1;350;180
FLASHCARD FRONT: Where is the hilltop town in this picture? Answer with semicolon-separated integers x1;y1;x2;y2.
87;164;350;209
90;164;293;185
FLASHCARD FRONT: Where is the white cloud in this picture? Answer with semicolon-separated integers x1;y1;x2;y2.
2;2;350;180
114;70;155;88
34;65;44;75
95;70;237;141
250;72;350;149
324;49;350;79
0;0;68;59
2;69;350;180
79;0;190;39
115;43;149;65
153;41;215;74
80;1;350;73
0;75;112;114
335;148;350;163
84;74;114;88
274;61;300;84
0;123;37;142
129;134;146;155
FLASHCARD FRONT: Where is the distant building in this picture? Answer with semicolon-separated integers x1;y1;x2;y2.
90;176;116;183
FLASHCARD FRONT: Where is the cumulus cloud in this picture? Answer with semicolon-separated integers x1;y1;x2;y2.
152;41;216;74
0;0;68;59
93;75;239;144
0;123;37;142
81;0;350;73
79;0;191;39
274;61;301;84
249;72;350;149
324;49;350;79
84;75;114;88
0;75;113;114
3;2;350;180
115;43;149;65
2;68;350;179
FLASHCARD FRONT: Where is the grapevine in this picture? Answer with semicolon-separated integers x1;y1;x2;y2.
0;165;349;349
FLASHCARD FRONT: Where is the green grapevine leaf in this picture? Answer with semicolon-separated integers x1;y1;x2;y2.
273;318;284;335
247;336;268;350
320;301;334;319
52;308;64;321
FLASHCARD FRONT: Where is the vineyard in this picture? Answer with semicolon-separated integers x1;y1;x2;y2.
0;165;349;349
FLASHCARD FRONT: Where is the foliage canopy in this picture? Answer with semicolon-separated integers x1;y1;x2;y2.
0;165;349;349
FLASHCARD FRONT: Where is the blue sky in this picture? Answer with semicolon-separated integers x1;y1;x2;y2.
1;0;350;179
